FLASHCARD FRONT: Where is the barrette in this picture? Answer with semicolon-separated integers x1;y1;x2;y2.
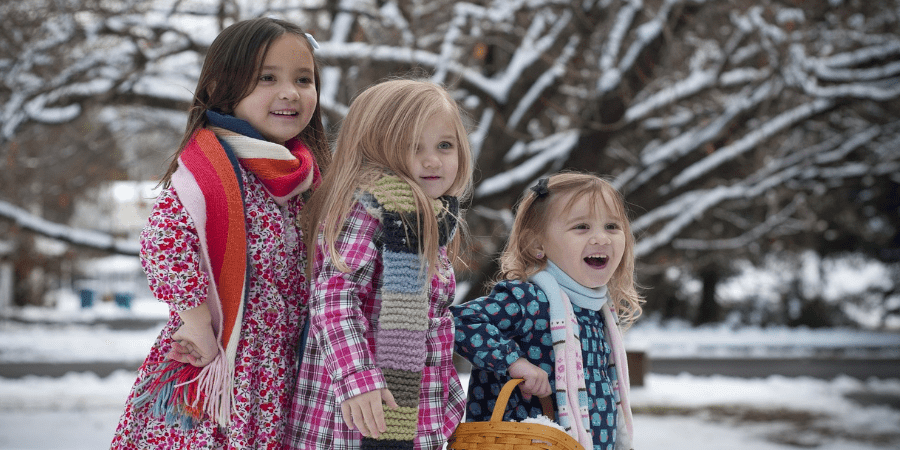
530;177;550;198
304;33;320;50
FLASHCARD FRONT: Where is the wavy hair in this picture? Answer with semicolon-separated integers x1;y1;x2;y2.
499;172;643;328
302;79;473;279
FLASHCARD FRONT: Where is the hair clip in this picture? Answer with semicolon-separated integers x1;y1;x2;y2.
304;33;320;50
530;177;550;198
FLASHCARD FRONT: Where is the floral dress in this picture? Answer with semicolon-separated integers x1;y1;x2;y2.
111;167;309;450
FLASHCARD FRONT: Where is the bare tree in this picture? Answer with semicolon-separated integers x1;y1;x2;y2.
2;0;898;324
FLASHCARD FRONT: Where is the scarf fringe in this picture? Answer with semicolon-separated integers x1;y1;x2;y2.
615;407;634;450
132;359;203;429
131;350;235;429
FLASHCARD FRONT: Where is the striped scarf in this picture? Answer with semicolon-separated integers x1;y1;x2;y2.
132;111;319;429
356;173;458;450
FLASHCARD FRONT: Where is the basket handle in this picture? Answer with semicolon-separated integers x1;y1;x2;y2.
490;378;555;422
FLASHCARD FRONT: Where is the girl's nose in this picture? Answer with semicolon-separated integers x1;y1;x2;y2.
422;152;441;168
280;84;300;100
590;232;610;245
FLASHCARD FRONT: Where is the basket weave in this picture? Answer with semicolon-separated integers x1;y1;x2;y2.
448;379;585;450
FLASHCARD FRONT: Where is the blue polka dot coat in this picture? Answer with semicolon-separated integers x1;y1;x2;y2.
451;280;621;450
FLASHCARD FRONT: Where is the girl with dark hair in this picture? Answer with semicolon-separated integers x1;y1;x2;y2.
111;17;329;448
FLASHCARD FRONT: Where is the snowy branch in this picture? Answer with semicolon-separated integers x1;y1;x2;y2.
633;120;899;257
475;130;580;198
672;196;802;251
3;0;899;299
0;200;139;256
667;98;835;192
507;36;579;129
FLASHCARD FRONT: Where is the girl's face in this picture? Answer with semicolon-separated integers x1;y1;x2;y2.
233;34;316;145
408;110;460;199
535;191;626;289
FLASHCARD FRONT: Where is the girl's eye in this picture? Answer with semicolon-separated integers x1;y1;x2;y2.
606;222;621;231
574;223;590;230
438;141;453;150
297;76;313;84
259;74;275;82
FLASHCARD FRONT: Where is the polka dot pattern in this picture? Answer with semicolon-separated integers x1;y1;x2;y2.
451;280;617;449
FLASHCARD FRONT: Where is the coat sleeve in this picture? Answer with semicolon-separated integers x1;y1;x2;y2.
450;280;545;375
310;202;387;405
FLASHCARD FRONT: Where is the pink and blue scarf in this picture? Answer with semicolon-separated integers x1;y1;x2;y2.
531;260;634;450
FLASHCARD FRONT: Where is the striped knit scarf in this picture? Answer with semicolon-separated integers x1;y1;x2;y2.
356;173;458;450
132;111;319;429
532;261;635;450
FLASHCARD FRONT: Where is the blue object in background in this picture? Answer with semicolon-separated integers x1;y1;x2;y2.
79;289;94;308
114;292;133;309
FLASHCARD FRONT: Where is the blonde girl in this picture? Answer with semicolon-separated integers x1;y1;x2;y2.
111;17;329;449
452;172;642;450
284;79;473;450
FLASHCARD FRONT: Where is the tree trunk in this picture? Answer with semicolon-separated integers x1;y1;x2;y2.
694;266;721;326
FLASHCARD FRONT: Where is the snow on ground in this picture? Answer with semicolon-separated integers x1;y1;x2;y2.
1;290;900;449
4;289;899;363
0;291;166;364
1;370;899;450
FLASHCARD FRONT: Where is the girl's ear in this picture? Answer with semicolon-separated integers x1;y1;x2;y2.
525;232;544;259
205;81;217;99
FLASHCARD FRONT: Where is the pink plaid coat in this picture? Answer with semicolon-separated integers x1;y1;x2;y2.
283;201;465;450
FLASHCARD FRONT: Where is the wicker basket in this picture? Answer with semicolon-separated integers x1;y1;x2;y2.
448;379;585;450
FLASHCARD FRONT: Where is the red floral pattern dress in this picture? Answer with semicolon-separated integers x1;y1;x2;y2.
111;168;309;450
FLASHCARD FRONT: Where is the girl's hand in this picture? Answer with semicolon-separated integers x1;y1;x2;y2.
168;304;218;367
509;358;551;400
341;388;399;439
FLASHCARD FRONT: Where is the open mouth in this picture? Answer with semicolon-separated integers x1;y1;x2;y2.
271;110;298;116
584;255;609;269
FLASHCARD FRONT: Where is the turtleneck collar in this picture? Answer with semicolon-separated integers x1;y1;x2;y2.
544;260;608;311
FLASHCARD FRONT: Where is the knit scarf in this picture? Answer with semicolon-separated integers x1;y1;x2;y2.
356;173;458;450
531;261;634;450
131;111;319;429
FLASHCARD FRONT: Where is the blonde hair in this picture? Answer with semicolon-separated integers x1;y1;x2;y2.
303;79;473;278
499;172;643;327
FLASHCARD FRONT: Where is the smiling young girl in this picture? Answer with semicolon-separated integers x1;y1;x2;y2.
451;172;642;450
283;79;473;450
111;18;329;449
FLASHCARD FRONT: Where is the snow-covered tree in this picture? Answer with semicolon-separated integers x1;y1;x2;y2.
2;0;898;325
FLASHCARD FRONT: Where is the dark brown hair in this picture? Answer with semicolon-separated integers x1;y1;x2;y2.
160;17;330;186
